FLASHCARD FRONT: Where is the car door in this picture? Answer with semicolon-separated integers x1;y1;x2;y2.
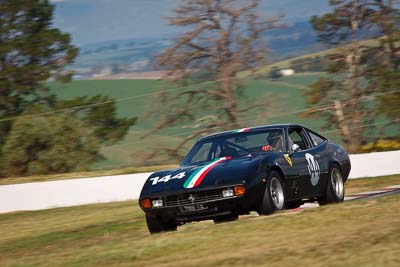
304;128;330;195
286;126;321;198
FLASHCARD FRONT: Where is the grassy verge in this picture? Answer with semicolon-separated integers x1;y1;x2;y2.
0;165;178;186
0;176;399;267
345;174;400;194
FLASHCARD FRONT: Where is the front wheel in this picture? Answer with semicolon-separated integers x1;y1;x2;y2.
257;170;286;215
318;165;344;205
145;214;177;234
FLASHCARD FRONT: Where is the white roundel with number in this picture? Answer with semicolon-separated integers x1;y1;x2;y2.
305;153;320;186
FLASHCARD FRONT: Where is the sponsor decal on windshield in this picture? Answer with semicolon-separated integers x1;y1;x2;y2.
183;157;230;189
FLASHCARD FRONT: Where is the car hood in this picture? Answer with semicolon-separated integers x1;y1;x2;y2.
140;156;262;197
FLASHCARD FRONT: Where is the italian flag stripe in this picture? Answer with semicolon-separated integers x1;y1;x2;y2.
183;157;229;189
183;167;203;188
232;128;250;133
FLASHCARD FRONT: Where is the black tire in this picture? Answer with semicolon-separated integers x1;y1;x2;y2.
318;164;345;205
213;214;239;224
145;214;177;234
257;170;286;215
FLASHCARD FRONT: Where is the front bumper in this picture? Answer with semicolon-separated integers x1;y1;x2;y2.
142;186;256;223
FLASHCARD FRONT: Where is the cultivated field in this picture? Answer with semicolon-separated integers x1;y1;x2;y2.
49;73;332;169
1;175;399;267
49;70;395;170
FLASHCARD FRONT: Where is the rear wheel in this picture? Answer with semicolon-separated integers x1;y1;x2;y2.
257;170;286;215
145;214;177;234
318;165;344;205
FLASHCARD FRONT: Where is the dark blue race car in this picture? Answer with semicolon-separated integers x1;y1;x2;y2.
139;124;351;233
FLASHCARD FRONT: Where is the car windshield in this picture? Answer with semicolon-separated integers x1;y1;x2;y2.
181;129;285;166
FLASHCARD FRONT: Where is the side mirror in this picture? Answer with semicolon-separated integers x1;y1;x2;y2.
290;144;300;155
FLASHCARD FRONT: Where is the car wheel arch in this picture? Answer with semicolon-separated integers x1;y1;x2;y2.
328;160;345;181
268;165;287;182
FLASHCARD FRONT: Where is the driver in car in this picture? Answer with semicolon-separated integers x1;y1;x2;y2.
267;132;284;152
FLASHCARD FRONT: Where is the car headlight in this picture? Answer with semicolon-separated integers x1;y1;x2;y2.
222;188;234;198
152;199;164;208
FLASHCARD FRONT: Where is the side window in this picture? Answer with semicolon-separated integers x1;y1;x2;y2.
288;128;311;150
308;131;325;147
214;144;222;158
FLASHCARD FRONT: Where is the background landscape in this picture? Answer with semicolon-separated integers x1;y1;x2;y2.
1;1;399;266
46;0;396;170
49;73;331;169
1;0;398;175
53;0;340;77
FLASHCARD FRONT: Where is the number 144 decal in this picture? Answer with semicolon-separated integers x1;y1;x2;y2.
150;172;186;185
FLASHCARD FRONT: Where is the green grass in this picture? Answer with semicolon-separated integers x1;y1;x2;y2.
46;38;393;171
49;74;334;169
0;175;399;267
279;72;326;86
49;79;161;125
345;174;400;194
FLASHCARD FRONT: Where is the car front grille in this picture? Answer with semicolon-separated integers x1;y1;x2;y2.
163;188;234;207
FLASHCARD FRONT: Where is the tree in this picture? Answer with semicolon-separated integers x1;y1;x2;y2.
0;0;78;149
2;114;100;176
57;95;137;145
146;0;283;160
0;96;137;176
365;0;400;121
308;0;399;153
0;0;136;175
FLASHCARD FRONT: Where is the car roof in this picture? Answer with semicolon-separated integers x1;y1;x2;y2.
199;123;305;141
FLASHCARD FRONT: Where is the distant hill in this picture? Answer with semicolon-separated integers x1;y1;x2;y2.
69;19;382;80
54;0;388;79
53;0;333;45
70;20;324;79
265;21;323;59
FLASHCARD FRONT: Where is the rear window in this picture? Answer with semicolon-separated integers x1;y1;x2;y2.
308;131;326;146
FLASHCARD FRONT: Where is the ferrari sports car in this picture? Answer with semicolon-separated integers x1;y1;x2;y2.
139;124;351;233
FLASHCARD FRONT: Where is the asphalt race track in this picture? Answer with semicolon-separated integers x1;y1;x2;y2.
296;185;400;210
1;150;399;214
345;185;400;201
